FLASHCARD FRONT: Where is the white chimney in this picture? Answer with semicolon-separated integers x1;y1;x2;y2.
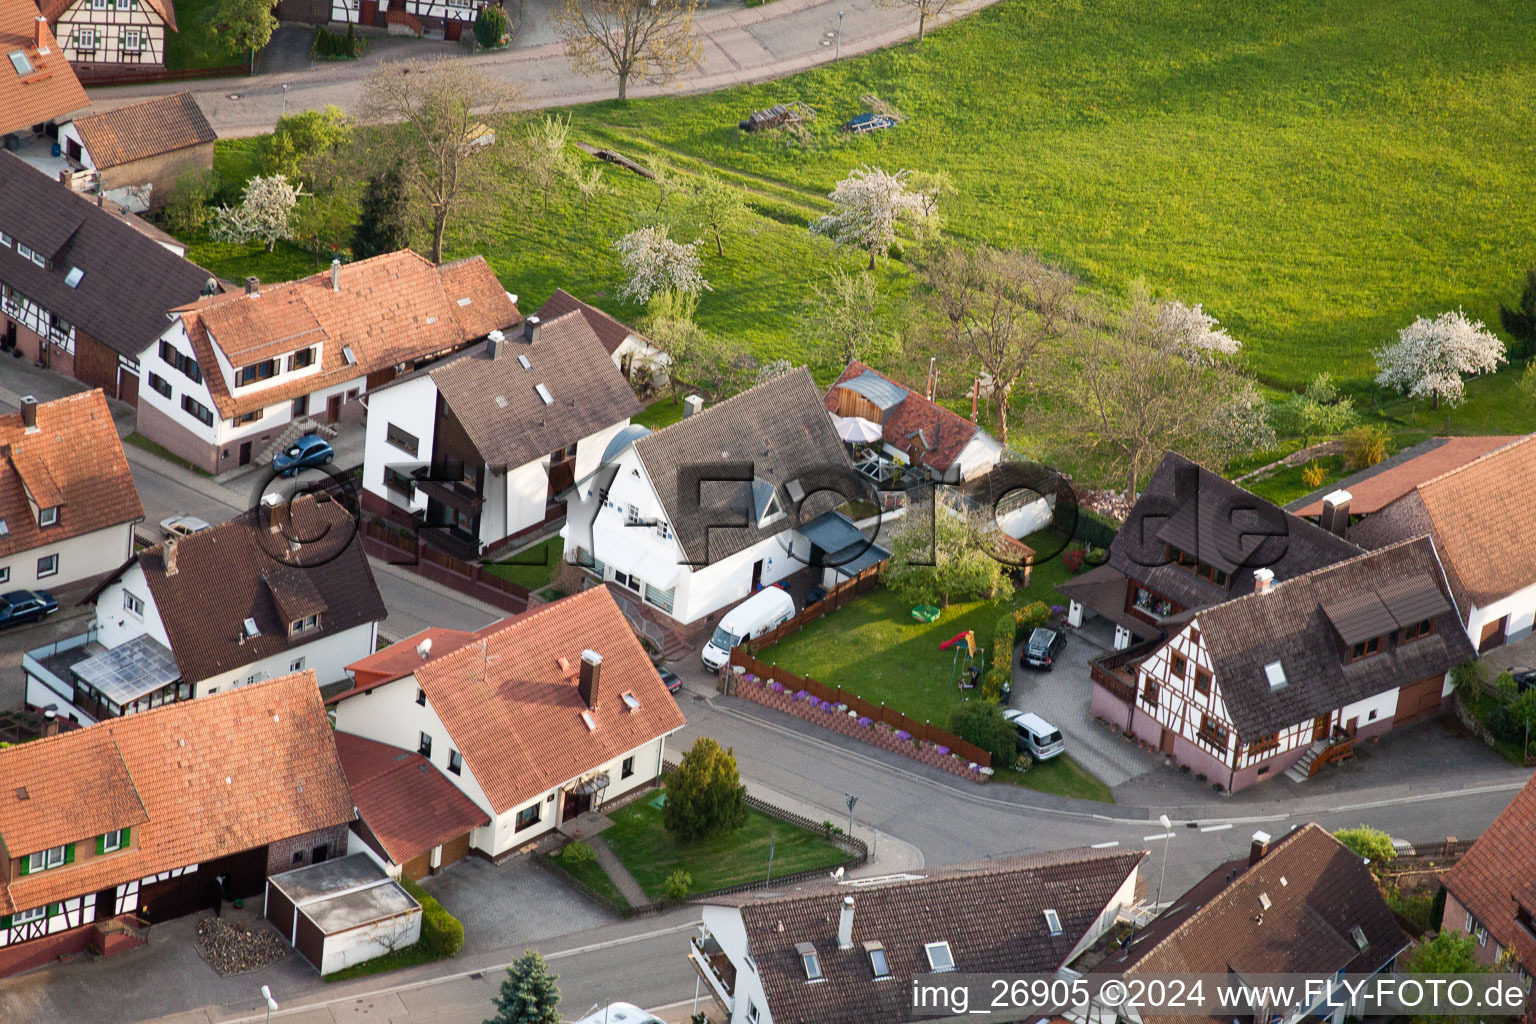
486;329;505;359
416;638;433;660
1254;568;1275;595
1320;489;1352;537
330;258;342;292
682;395;704;418
837;895;855;950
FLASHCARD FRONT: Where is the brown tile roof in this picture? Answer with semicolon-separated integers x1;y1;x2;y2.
1443;773;1536;971
634;367;851;566
98;494;385;685
180;251;519;419
1289;436;1522;518
0;390;142;559
1098;824;1409;1024
37;0;176;29
0;152;218;358
0;2;87;136
1107;452;1362;613
333;732;489;867
0;673;354;915
1191;536;1473;739
69;93;215;169
710;849;1145;1024
421;310;641;471
535;288;646;357
370;587;685;815
824;360;986;474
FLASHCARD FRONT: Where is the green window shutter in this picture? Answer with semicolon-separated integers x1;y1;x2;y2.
18;857;29;877
63;844;74;864
96;835;106;856
120;827;131;846
46;903;58;918
0;914;11;928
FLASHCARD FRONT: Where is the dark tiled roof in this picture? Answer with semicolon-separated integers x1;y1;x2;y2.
0;4;87;136
1443;774;1536;972
637;367;852;565
427;310;641;471
333;732;489;867
535;288;646;356
70;93;216;169
824;361;986;474
1099;824;1409;1024
1192;537;1473;739
0;390;142;558
713;849;1145;1024
105;494;385;685
0;151;216;358
1108;453;1361;612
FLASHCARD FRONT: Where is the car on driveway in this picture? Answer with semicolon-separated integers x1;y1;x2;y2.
0;589;57;628
1003;709;1066;760
273;434;334;476
658;667;683;695
1020;626;1066;671
159;514;212;538
1510;667;1536;692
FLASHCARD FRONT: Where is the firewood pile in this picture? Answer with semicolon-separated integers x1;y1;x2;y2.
195;917;288;976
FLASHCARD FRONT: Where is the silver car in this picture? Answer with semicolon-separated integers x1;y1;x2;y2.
159;514;212;538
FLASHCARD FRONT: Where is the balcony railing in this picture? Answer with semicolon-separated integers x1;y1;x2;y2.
689;936;735;1012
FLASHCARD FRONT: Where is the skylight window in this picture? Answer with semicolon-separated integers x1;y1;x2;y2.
64;267;84;289
0;520;8;537
457;297;472;307
621;692;640;711
796;942;822;981
924;941;955;973
517;354;531;370
1351;926;1369;950
1258;893;1272;911
8;51;33;76
242;617;260;639
580;710;595;731
341;345;356;365
1264;660;1287;690
864;941;890;979
1043;909;1062;936
535;383;553;404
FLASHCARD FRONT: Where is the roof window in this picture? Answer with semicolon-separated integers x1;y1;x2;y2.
517;354;531;370
1351;926;1369;950
1044;909;1062;936
580;710;595;731
342;345;356;365
64;267;84;288
242;617;260;639
8;50;32;76
1258;892;1272;911
864;940;890;979
535;383;553;404
621;692;640;711
796;942;822;981
1264;660;1286;690
924;940;955;973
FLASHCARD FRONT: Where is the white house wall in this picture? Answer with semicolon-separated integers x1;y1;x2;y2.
956;433;1004;481
498;461;545;540
701;905;774;1024
196;621;377;693
137;324;219;446
0;894;94;950
1468;579;1536;647
317;908;422;975
0;521;134;590
362;375;437;516
671;533;804;625
94;562;172;650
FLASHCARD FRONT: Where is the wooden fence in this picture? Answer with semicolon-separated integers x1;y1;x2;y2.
744;566;881;651
359;519;531;612
76;62;250;86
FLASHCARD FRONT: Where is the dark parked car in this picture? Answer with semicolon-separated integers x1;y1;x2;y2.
0;589;57;628
1020;627;1066;671
273;434;335;476
658;667;683;695
1509;667;1536;693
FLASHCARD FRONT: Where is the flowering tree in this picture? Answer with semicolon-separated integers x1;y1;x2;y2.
810;166;934;269
1374;309;1506;409
1156;299;1241;363
211;174;303;252
614;225;708;303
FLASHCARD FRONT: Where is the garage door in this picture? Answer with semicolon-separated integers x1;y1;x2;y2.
402;851;432;882
1395;676;1445;725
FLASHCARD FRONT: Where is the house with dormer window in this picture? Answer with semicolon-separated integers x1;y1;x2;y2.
24;494;384;724
35;0;177;72
138;250;518;475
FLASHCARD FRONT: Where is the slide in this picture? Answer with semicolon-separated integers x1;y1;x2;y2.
939;631;971;651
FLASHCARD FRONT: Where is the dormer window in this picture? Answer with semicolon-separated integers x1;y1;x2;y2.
289;347;314;371
796;942;822;981
237;359;278;386
865;940;890;979
24;844;71;874
38;506;58;528
1350;636;1382;660
290;614;319;635
1401;618;1434;643
924;941;955;972
98;827;130;854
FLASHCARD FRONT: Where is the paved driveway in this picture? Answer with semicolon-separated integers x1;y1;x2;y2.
417;854;617;957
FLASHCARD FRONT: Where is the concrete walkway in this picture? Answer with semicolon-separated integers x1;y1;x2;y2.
588;836;652;907
81;0;1002;137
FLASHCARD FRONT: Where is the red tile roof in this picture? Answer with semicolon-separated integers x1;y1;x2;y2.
0;1;87;136
1443;774;1536;971
69;92;215;169
344;588;685;814
333;732;489;866
0;390;142;559
0;673;354;915
825;361;991;473
339;625;485;696
1292;436;1521;517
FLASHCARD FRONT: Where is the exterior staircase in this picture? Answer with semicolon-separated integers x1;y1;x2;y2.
1284;740;1331;783
255;417;337;468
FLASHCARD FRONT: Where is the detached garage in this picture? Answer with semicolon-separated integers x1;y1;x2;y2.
265;855;421;975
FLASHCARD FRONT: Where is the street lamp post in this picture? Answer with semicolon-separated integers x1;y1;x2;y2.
1155;814;1172;907
261;985;278;1024
281;84;288;118
836;11;845;59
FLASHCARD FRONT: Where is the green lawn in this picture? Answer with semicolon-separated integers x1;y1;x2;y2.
1243;454;1347;507
602;796;852;900
164;0;249;71
483;536;564;589
994;756;1114;803
634;396;686;430
545;848;631;910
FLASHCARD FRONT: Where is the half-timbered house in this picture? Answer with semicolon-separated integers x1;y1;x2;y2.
0;673;354;978
328;0;486;41
37;0;177;72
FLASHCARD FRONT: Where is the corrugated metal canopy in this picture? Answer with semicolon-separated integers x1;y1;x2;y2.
839;370;908;411
799;510;866;553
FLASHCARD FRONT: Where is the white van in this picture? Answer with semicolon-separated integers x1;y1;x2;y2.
1003;709;1066;761
570;1003;664;1024
702;586;796;671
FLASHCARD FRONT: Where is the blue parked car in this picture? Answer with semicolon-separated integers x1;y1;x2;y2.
273;434;335;476
0;589;57;629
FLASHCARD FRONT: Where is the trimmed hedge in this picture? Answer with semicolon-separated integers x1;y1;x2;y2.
312;23;364;60
1054;502;1120;550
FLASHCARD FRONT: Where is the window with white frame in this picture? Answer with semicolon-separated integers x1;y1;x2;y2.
448;749;463;775
289;614;318;635
38;506;57;527
27;845;68;873
121;28;141;51
290;657;306;672
12;905;47;925
76;27;97;50
0;567;9;584
124;591;144;617
924;941;955;972
36;553;58;578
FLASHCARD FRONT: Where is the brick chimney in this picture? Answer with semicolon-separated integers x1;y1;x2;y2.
578;649;602;711
1319;489;1352;537
245;276;260;297
330;259;341;292
20;395;37;431
1253;567;1274;595
164;538;178;576
43;708;58;738
1249;830;1271;866
523;315;542;343
34;16;49;54
261;493;283;532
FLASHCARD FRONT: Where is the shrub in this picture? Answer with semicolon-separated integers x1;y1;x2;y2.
664;869;692;900
474;2;511;48
994;613;1016;651
663;737;748;841
1014;601;1051;631
948;701;1018;771
1301;460;1326;489
1340;424;1389;471
1332;826;1396;875
160;171;219;235
1450;659;1486;701
403;877;465;959
561;841;596;866
1496;670;1519;705
1430;884;1447;931
1062;547;1085;573
312;24;364;59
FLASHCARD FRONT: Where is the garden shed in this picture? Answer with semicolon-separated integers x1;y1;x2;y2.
264;855;421;975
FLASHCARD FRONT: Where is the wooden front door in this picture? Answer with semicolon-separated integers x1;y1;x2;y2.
562;789;592;822
1159;727;1175;755
1312;715;1330;743
358;0;378;24
325;394;342;424
238;441;252;466
1480;616;1508;653
444;17;463;40
548;458;576;497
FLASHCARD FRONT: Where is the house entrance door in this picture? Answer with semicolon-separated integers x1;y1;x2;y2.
238;441;252;466
95;888;116;921
1480;616;1508;652
325;394;342;424
444;17;462;40
562;789;592;822
1311;715;1330;743
3;321;15;351
751;559;764;591
1158;728;1175;755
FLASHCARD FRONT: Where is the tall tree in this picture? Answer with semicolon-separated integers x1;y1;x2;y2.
810;165;934;269
1500;267;1536;361
210;174;304;252
1374;308;1506;410
553;0;702;101
1331;826;1395;876
205;0;278;68
614;225;709;303
352;162;412;259
917;244;1079;445
683;174;749;257
663;737;747;842
258;106;351;181
799;267;898;371
359;59;521;265
871;0;957;42
485;951;561;1024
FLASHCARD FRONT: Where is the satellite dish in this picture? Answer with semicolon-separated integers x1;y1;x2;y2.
202;277;218;297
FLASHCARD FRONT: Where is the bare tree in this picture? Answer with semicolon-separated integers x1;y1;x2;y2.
872;0;957;41
522;113;576;214
553;0;702;101
799;267;898;371
917;244;1079;445
359;59;521;264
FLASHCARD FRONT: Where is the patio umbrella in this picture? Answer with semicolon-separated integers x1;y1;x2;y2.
832;415;884;444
